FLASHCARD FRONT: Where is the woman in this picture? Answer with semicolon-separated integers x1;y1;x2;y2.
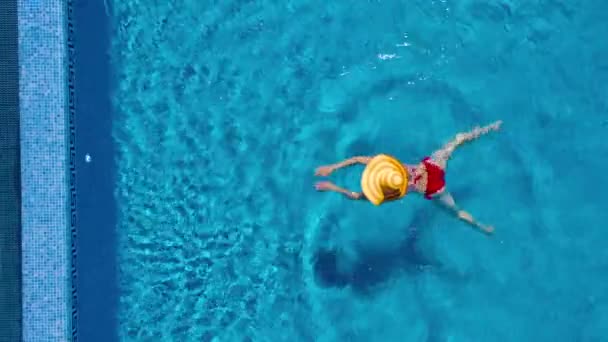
314;120;502;235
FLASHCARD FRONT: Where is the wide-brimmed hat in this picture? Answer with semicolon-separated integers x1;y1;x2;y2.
361;154;408;206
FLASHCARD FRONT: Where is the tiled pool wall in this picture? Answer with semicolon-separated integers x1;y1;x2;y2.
18;0;77;341
0;0;22;341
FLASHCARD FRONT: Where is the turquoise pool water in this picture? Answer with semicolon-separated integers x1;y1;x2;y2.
110;1;608;341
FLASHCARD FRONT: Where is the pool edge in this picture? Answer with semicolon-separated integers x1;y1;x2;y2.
18;0;77;341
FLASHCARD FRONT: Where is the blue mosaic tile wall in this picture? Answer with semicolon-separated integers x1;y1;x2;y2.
18;0;75;341
0;0;22;340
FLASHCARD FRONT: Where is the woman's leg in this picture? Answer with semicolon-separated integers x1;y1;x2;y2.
431;120;502;169
314;181;364;200
436;191;494;235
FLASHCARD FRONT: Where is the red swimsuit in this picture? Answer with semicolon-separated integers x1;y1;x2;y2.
415;157;446;199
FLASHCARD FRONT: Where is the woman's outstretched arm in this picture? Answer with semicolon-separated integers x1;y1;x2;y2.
314;156;372;176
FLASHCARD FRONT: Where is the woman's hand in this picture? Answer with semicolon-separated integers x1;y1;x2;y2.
314;165;335;177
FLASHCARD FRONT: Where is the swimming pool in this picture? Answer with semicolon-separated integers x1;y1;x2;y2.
4;0;608;341
110;0;608;341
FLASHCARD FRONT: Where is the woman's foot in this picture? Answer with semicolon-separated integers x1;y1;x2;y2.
488;120;503;131
456;120;502;144
458;210;494;235
473;120;503;136
481;225;495;234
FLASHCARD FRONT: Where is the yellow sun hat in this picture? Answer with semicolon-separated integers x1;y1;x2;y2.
361;154;409;206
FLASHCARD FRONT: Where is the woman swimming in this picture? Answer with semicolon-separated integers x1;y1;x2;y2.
314;120;502;235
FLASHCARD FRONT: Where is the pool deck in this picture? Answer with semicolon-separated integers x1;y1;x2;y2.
18;0;76;341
